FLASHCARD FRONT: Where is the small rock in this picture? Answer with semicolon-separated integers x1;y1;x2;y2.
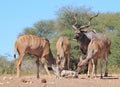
41;78;47;83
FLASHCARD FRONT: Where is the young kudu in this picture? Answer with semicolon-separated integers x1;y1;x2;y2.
56;36;71;71
52;36;71;78
72;13;111;78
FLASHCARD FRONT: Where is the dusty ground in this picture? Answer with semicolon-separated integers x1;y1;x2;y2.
0;74;120;87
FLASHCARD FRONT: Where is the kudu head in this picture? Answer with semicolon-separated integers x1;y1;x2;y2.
72;13;99;42
56;49;65;70
76;56;87;73
56;57;66;72
52;52;65;78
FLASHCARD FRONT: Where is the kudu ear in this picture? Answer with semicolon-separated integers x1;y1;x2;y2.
81;30;87;33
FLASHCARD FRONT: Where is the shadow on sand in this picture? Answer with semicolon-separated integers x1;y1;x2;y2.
80;75;119;80
102;75;119;80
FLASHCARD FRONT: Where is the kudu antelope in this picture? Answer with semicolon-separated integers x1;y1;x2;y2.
14;35;56;78
52;36;71;78
56;36;71;71
72;13;111;78
77;38;111;78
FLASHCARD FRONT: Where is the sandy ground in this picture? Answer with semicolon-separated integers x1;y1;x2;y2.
0;74;120;87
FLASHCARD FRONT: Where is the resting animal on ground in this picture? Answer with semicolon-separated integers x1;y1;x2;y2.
60;70;78;78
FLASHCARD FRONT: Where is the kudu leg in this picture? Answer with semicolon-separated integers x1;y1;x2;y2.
67;54;70;70
35;58;40;78
104;55;108;77
44;64;50;76
91;59;95;78
87;60;92;78
16;54;25;77
94;59;98;78
100;59;103;79
41;57;51;77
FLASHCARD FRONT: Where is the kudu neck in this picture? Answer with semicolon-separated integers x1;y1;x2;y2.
48;49;56;65
80;34;91;45
78;33;91;55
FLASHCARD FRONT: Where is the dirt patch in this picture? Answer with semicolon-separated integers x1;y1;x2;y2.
0;74;120;87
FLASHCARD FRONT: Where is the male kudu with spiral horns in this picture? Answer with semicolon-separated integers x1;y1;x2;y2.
72;13;111;78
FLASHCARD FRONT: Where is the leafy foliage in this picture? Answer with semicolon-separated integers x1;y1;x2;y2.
0;56;16;74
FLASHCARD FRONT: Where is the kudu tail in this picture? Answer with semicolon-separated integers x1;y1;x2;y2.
14;44;17;59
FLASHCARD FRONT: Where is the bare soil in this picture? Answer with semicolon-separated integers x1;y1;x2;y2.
0;74;120;87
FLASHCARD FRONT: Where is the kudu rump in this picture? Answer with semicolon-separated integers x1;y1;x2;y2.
72;13;111;78
14;35;56;78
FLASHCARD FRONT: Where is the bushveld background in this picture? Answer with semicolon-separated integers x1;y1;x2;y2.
0;6;120;75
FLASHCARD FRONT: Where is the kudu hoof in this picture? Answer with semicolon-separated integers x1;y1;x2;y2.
104;73;108;77
37;75;40;79
88;76;90;78
100;76;103;79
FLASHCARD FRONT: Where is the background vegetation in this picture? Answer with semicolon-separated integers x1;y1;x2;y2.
0;6;120;75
